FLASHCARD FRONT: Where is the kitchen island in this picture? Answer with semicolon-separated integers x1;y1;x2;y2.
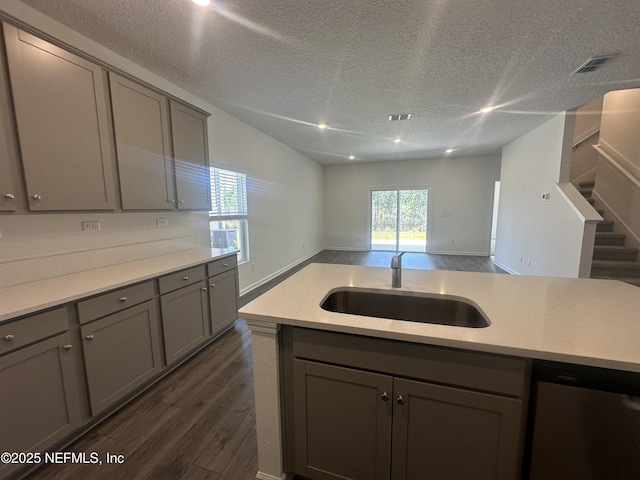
239;263;640;480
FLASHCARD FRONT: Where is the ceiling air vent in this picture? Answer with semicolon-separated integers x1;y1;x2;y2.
388;113;412;121
571;54;618;74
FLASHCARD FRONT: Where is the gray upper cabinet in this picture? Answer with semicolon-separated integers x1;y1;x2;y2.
110;72;176;210
170;101;211;210
2;24;115;211
0;31;18;212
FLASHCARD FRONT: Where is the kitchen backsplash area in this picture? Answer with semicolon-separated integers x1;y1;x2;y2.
0;211;210;288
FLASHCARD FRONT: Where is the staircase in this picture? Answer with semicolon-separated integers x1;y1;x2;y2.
579;181;640;287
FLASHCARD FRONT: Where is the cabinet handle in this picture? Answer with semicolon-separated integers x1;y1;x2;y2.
168;199;176;204
222;263;229;267
210;283;216;288
396;395;405;405
201;287;208;291
86;334;95;341
178;200;184;204
183;276;189;281
4;193;14;199
381;392;389;401
63;344;72;351
4;334;14;342
119;296;127;302
31;194;42;201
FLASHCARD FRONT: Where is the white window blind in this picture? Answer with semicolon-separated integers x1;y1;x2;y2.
210;167;247;218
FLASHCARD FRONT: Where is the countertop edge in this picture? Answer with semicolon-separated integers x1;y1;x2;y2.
1;248;238;323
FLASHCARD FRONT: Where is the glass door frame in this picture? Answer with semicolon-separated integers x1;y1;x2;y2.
368;187;431;253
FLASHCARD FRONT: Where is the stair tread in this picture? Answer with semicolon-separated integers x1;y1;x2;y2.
591;259;640;269
595;232;626;237
579;181;595;188
593;245;639;253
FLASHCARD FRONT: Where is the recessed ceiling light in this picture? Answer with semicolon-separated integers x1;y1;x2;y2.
388;113;412;121
394;138;402;143
480;106;496;113
348;154;355;160
445;148;456;154
192;0;211;6
317;123;328;129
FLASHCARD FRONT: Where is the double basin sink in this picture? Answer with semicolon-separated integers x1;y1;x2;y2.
321;289;490;328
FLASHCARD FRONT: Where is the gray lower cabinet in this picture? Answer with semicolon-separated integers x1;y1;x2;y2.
286;328;528;480
391;378;522;480
208;268;239;336
81;301;162;415
2;23;115;211
0;308;82;479
160;276;210;365
293;359;522;480
293;360;393;480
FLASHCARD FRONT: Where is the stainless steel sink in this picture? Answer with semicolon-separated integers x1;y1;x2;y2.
320;289;490;328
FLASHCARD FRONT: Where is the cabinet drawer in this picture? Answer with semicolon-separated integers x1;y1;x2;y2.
207;255;237;277
77;281;154;324
0;307;69;355
290;327;529;397
159;265;206;294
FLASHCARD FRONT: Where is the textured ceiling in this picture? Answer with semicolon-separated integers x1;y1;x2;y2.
14;0;640;164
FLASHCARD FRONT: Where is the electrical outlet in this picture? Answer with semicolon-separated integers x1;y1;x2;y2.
251;263;256;271
156;218;168;227
82;221;101;232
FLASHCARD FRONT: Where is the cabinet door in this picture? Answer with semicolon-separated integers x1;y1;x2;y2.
0;30;18;212
391;378;522;480
208;268;238;336
160;280;210;364
110;72;175;210
293;359;393;480
81;301;162;415
170;101;211;210
0;332;81;478
3;24;115;211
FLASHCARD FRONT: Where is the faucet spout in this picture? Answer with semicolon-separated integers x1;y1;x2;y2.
391;252;405;288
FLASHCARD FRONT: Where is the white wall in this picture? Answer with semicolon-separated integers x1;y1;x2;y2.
593;88;640;252
599;88;640;182
493;113;593;277
323;156;501;255
208;108;323;294
0;1;324;292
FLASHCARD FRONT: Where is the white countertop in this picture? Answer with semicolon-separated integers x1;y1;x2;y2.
0;248;237;323
239;263;640;373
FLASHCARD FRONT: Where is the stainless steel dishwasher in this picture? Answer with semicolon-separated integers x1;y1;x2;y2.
527;360;640;479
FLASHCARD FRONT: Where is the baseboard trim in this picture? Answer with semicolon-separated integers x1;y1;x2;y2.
428;250;489;256
492;259;520;275
255;471;288;480
240;248;323;297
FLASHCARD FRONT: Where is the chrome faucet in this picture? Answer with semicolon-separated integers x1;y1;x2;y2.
391;251;406;288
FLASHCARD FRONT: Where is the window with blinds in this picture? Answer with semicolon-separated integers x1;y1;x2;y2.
209;167;249;262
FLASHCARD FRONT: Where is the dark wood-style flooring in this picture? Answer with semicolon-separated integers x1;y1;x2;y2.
26;250;505;480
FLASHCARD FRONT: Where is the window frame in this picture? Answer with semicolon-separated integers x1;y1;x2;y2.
209;166;249;263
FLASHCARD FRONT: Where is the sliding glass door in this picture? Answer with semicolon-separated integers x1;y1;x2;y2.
370;189;428;252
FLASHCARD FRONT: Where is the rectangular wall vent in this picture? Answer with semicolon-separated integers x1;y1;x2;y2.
571;54;618;74
388;113;412;121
